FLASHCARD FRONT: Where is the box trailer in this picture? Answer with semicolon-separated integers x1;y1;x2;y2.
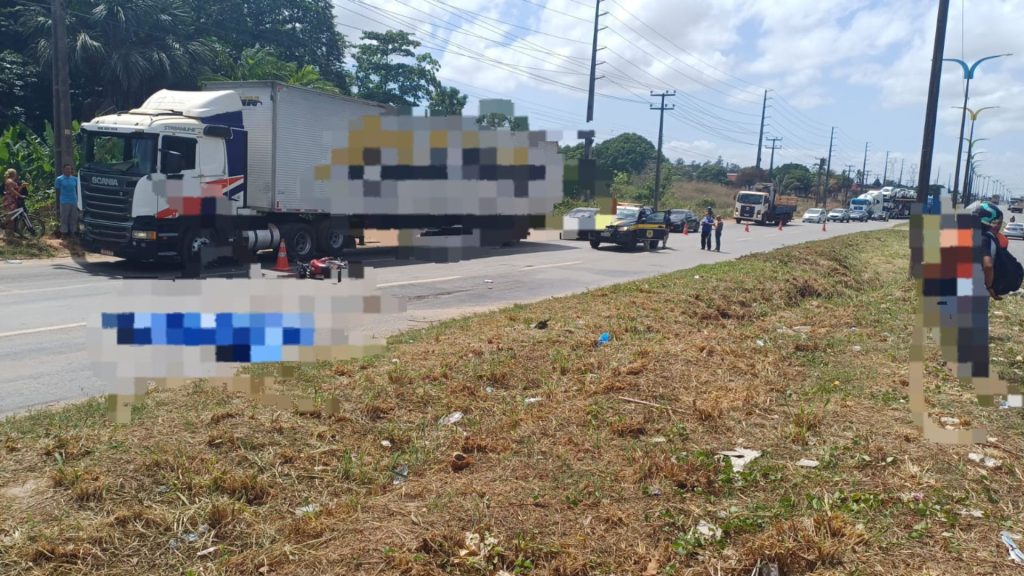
77;81;563;267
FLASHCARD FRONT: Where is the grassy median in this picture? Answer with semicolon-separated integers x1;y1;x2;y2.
2;229;1024;575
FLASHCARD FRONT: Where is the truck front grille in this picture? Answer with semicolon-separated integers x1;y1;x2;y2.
81;178;136;244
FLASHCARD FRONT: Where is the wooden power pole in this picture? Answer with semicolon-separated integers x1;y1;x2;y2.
51;0;74;206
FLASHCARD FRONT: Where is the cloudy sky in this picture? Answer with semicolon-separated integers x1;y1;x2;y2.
336;0;1024;196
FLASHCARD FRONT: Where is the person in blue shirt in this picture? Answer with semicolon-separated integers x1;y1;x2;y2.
700;208;715;250
55;163;79;240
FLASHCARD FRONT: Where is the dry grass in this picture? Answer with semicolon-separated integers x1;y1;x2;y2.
1;229;1023;575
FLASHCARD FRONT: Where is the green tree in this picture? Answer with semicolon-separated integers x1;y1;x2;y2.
428;84;467;116
186;0;350;91
19;0;219;113
592;133;656;176
207;46;339;93
559;143;585;162
476;112;528;131
772;163;813;197
735;166;766;188
352;30;440;108
695;160;728;185
0;51;46;128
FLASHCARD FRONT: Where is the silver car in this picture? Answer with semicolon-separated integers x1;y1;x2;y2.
1004;223;1024;240
802;208;826;223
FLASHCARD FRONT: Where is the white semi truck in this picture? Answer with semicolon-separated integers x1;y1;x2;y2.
77;81;563;266
849;189;884;219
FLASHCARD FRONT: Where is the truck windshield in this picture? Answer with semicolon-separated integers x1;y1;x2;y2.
736;193;765;205
82;131;157;176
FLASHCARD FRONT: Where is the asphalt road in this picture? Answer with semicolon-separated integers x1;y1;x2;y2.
0;219;900;417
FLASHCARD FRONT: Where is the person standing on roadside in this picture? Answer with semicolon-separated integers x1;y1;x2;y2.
700;208;714;250
55;163;79;240
714;215;724;252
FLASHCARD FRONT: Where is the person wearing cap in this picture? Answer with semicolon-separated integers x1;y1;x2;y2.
700;208;715;250
976;201;1007;300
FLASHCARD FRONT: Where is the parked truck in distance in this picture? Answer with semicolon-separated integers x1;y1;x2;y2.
733;182;797;226
1009;198;1022;213
77;81;563;268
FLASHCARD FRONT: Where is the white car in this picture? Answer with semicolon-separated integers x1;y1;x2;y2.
802;208;826;223
560;207;599;240
1004;223;1024;240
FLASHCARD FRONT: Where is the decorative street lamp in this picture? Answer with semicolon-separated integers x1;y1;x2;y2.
942;53;1012;207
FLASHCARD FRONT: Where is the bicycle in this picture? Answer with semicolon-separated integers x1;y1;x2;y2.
1;202;46;240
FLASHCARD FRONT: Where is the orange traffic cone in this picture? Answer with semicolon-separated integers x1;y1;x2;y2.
822;221;827;232
777;220;783;231
744;222;750;233
683;224;689;236
273;240;291;272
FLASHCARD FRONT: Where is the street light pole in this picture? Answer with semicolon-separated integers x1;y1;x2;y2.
953;106;998;205
942;53;1012;208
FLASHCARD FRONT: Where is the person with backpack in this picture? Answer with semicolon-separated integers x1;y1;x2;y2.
976;201;1023;300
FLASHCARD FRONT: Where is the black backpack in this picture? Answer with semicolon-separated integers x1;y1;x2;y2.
986;231;1024;296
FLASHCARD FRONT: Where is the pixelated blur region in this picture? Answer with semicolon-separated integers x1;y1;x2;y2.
90;272;404;424
909;194;1021;444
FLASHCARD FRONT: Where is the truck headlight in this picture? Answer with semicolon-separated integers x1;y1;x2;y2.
132;230;157;241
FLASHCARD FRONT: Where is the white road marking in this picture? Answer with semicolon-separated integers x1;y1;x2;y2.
376;275;463;288
0;323;87;339
521;260;583;270
0;281;112;295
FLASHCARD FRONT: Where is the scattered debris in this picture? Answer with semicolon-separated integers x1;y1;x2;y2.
391;358;400;364
958;508;984;518
716;448;762;473
196;546;219;558
381;440;392;448
532;319;549;330
940;416;961;429
851;345;862;353
968;452;1002;469
438;411;464;426
484;386;494;394
691;520;722;543
157;485;171;495
524;397;542;405
484;279;494;284
693;275;701;279
796;459;819;468
649;436;668;443
1001;531;1024;565
450;452;472;472
792;326;812;333
646;485;662;497
294;504;320;516
756;339;765;347
391;464;409;485
597;332;612;347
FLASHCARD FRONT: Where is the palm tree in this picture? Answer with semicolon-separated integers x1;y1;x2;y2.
19;0;219;113
204;46;340;94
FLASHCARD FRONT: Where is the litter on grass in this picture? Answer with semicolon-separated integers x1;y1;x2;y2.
294;504;320;516
597;332;612;347
524;397;542;405
715;448;762;473
439;411;464;426
692;520;722;543
967;452;1002;469
1001;531;1024;565
796;459;819;468
391;464;409;485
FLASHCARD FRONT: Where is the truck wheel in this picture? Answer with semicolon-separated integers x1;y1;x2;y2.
180;227;215;273
589;239;601;249
735;219;741;225
317;220;346;256
281;223;316;261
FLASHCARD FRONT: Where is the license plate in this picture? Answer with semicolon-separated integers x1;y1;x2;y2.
101;249;114;256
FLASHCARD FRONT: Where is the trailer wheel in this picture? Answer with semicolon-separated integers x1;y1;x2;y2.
180;227;215;275
589;239;601;249
281;223;316;261
317;220;346;256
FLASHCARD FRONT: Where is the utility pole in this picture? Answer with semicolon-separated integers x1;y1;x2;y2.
582;0;606;163
881;150;890;186
844;164;856;205
898;158;905;186
650;91;675;211
756;89;768;169
51;0;74;208
764;136;782;179
822;127;835;208
861;142;870;190
814;158;826;208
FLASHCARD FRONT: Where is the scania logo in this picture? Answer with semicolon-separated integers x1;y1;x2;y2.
91;176;119;187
